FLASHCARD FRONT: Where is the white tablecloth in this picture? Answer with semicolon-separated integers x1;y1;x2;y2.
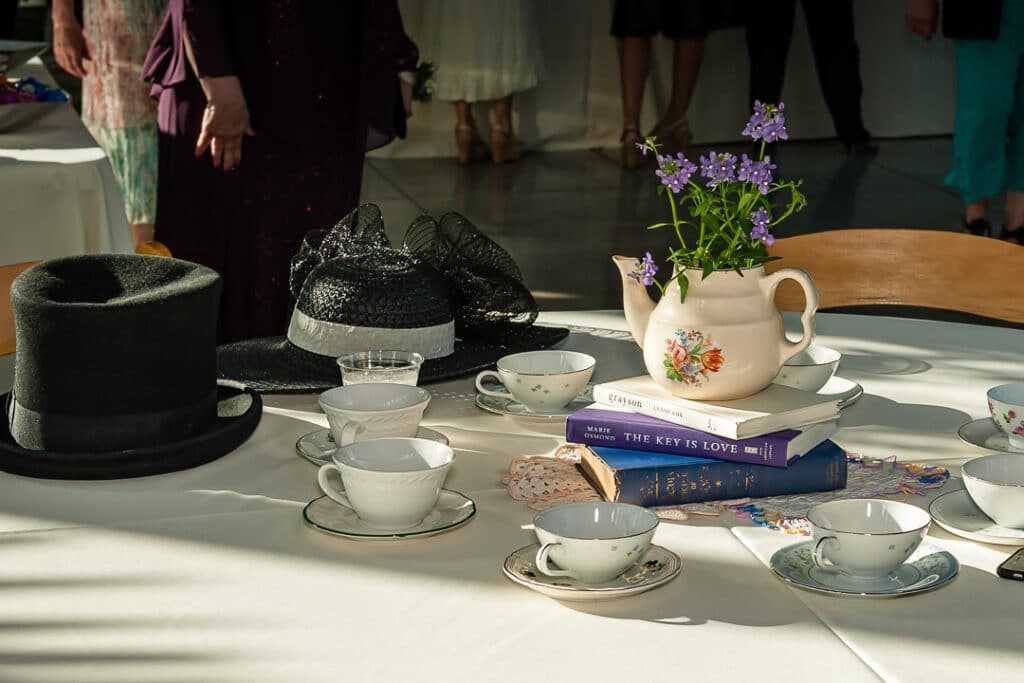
0;59;133;265
0;312;1021;682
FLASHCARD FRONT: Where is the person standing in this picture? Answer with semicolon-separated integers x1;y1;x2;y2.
906;0;1024;241
142;0;417;342
613;1;737;169
51;0;165;246
746;1;876;155
417;0;545;164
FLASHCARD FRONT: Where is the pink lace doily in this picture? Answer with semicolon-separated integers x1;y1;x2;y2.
501;445;951;531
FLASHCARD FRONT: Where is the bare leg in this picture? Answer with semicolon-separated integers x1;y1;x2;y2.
662;37;705;125
454;101;488;164
965;199;989;223
489;96;520;163
618;37;651;134
130;223;155;247
1006;190;1024;230
618;36;651;168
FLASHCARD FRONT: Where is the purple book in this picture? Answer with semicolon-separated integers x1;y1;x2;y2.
566;406;838;468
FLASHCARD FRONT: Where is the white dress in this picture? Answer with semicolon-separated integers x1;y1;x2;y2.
416;0;546;102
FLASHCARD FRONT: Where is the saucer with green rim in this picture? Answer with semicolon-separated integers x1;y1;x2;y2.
303;489;475;541
295;427;448;466
770;540;958;598
502;543;681;601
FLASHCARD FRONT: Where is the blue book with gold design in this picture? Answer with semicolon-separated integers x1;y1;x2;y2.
577;439;847;507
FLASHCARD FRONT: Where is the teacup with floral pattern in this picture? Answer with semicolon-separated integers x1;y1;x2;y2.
987;383;1024;452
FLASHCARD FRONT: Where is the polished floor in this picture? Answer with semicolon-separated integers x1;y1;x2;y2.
364;136;979;312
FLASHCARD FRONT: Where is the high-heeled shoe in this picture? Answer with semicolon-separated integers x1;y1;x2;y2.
648;117;693;158
489;117;522;164
999;225;1024;245
456;124;490;164
621;125;644;169
964;217;992;237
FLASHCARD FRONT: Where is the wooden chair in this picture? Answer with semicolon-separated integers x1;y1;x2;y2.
765;229;1024;324
2;242;173;356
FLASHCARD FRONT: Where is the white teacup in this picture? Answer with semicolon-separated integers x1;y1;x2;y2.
807;499;931;578
319;384;431;446
475;350;595;412
987;383;1024;451
962;454;1024;529
533;502;659;583
316;437;454;530
774;345;841;393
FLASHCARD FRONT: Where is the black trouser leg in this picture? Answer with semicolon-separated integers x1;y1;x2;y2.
801;0;869;144
746;0;798;109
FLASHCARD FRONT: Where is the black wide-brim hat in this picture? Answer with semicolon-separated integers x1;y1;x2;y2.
4;255;262;479
0;384;262;480
217;205;569;393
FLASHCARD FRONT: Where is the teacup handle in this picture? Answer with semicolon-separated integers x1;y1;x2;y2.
317;464;354;509
475;370;514;400
535;542;579;579
328;420;362;447
811;535;840;572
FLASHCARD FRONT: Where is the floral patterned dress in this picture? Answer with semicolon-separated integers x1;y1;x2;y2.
82;0;166;226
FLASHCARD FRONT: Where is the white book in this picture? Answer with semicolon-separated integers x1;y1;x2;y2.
591;375;841;440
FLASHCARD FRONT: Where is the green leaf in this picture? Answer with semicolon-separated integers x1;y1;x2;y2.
677;272;690;303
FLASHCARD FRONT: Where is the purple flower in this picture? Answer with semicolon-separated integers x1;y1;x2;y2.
699;151;737;188
635;140;649;156
628;251;659;286
742;101;788;143
655;153;697;193
749;207;775;245
746;156;777;194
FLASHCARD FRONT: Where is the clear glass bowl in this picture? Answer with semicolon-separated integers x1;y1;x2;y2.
336;350;424;386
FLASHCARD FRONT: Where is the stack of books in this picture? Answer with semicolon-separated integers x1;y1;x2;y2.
567;376;847;507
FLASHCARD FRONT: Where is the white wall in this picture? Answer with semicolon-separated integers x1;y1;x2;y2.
373;0;955;158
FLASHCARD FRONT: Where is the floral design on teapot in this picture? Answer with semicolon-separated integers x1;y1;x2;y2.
663;329;724;386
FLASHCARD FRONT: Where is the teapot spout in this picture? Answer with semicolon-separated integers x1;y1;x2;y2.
613;255;655;349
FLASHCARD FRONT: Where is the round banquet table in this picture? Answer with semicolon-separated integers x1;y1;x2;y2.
0;59;133;265
0;311;1020;682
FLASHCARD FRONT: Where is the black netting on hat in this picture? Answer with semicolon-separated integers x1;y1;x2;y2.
295;250;453;328
289;204;391;299
404;211;538;338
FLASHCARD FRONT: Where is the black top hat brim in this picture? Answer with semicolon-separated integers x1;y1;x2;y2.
216;325;571;393
0;384;262;480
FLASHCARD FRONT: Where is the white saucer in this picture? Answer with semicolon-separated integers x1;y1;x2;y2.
817;376;863;409
303;489;475;540
502;543;681;601
957;418;1023;453
770;540;958;598
475;385;594;418
295;427;449;466
929;489;1024;546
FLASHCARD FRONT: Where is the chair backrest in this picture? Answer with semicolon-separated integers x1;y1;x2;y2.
1;261;38;356
766;229;1024;323
2;243;172;356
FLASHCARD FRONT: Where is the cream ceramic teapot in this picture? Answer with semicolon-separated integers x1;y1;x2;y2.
613;256;819;400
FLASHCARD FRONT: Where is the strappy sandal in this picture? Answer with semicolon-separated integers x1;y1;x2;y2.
489;111;522;164
621;125;643;169
648;117;693;158
456;124;490;164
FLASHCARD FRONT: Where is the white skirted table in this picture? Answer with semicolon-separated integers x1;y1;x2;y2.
0;311;1020;682
0;59;133;266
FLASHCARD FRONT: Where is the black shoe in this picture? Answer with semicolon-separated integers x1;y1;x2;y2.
965;218;992;237
999;226;1024;244
844;135;879;156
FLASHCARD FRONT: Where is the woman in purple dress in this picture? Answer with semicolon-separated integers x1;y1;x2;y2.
143;1;417;342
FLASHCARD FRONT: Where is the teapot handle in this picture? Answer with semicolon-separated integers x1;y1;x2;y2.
760;267;819;365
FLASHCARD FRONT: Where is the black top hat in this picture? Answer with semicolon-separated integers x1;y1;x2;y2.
216;205;569;392
1;255;262;479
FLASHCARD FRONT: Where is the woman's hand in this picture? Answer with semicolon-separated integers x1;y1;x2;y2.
52;21;92;78
905;0;938;39
195;76;255;171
